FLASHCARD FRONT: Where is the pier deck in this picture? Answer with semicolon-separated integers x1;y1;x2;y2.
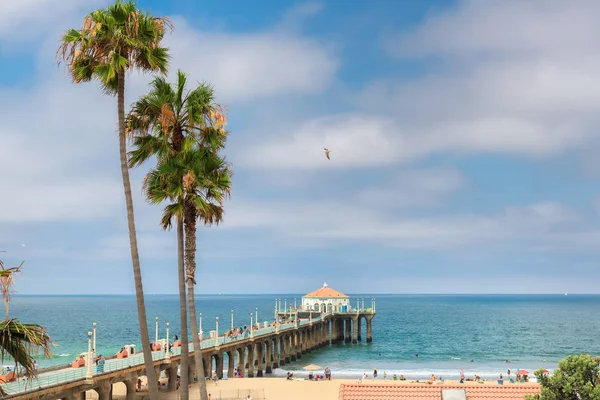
4;309;375;399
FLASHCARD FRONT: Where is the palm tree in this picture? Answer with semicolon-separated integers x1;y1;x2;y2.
57;2;172;397
0;262;53;397
127;71;219;398
0;259;23;319
182;129;231;400
0;319;53;396
143;146;230;400
141;166;189;399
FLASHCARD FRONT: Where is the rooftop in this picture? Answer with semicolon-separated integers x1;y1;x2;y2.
338;383;541;400
303;282;349;299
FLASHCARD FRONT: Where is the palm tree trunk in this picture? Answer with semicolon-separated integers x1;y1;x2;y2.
177;216;189;399
117;69;159;400
185;204;209;400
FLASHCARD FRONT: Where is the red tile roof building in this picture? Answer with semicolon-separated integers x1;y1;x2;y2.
338;383;540;400
302;282;350;312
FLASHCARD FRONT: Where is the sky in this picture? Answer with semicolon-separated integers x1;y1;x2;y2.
1;0;600;295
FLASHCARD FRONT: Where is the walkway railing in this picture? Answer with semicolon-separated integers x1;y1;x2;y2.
3;313;332;396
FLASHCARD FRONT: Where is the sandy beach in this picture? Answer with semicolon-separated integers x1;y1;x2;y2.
82;377;540;399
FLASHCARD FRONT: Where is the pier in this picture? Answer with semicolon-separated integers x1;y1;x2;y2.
4;285;375;399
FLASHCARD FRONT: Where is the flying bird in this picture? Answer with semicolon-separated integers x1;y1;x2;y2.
323;148;331;160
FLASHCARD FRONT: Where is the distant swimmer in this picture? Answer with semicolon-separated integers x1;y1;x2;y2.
505;360;511;363
415;353;419;358
378;353;381;356
323;148;332;160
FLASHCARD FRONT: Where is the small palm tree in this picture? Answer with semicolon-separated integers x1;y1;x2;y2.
0;319;53;396
57;2;173;397
0;260;23;319
0;262;53;397
128;71;221;399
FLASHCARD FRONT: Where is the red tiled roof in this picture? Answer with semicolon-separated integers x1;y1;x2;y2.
304;286;348;298
338;383;541;400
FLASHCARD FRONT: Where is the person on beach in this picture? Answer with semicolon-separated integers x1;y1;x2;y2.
137;379;142;391
212;371;218;385
383;371;387;380
361;373;367;383
373;368;378;380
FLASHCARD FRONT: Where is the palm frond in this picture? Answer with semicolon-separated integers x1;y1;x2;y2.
0;319;53;377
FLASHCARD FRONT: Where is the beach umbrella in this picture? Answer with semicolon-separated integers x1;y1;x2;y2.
543;369;549;374
303;364;322;371
519;369;529;375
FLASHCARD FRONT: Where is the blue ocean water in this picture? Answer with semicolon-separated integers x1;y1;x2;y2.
10;294;600;380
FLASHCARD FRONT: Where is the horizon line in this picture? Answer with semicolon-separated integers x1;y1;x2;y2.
13;292;592;296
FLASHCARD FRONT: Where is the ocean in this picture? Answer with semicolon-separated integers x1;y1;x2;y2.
10;294;600;381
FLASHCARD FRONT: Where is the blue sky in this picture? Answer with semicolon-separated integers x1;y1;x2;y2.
1;0;600;294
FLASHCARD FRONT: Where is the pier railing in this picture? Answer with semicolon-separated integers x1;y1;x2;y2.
3;314;328;396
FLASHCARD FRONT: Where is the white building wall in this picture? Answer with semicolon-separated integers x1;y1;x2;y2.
302;297;350;312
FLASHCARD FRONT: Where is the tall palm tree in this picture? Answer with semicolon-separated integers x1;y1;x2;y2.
57;2;172;397
143;145;230;400
141;167;189;399
182;125;231;400
128;71;219;398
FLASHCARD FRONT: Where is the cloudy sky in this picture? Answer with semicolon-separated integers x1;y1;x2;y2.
2;0;600;295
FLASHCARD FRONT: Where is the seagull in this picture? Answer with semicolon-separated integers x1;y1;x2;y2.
323;148;331;160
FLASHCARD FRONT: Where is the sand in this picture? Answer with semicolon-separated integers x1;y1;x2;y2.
83;377;539;400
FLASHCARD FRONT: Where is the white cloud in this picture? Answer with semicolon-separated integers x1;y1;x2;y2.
0;1;340;225
214;194;598;253
371;0;600;159
356;167;464;208
0;0;105;42
161;16;339;102
243;0;600;170
386;0;600;60
240;114;402;169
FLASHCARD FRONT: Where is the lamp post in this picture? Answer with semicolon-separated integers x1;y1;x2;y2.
274;299;277;321
362;298;364;310
92;322;97;356
231;309;234;331
215;317;219;347
284;299;287;315
199;312;203;340
86;331;93;379
250;313;253;338
165;322;171;360
256;308;259;329
155;317;159;343
294;298;297;310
